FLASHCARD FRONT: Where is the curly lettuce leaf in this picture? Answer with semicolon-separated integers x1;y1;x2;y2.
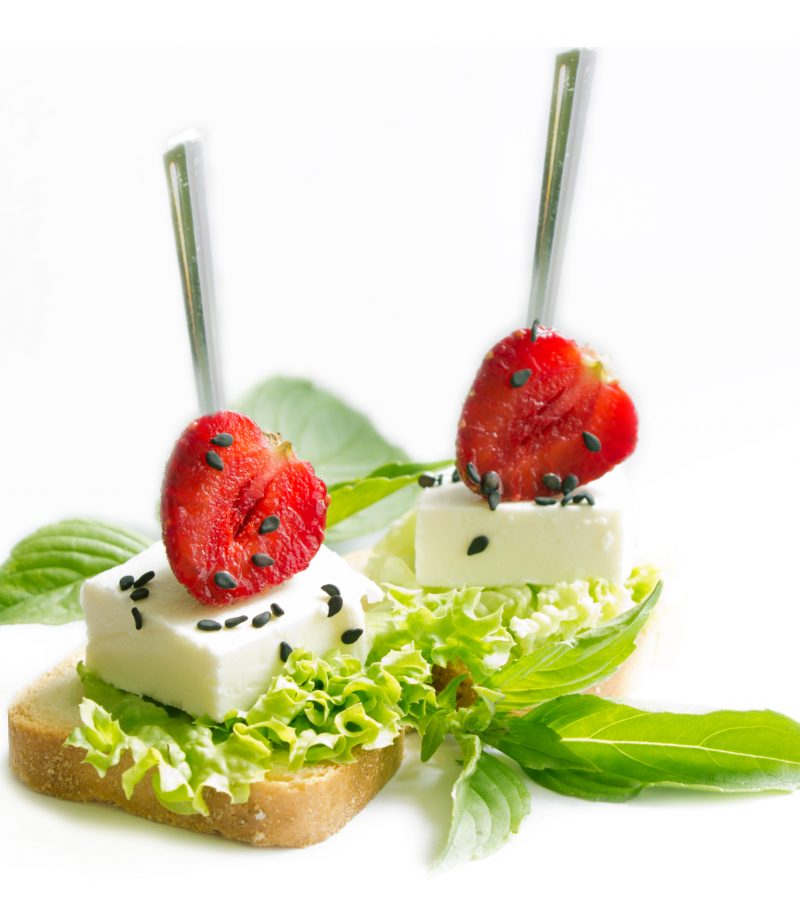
66;664;272;815
67;646;434;816
241;645;435;767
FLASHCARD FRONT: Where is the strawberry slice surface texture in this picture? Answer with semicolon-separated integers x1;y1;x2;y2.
455;327;638;502
161;410;329;605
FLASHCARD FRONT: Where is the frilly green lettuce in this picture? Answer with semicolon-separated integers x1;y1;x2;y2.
365;512;658;684
67;646;433;816
66;663;272;816
240;645;434;766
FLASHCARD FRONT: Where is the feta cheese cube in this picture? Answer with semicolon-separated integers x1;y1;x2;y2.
414;473;628;587
82;543;380;720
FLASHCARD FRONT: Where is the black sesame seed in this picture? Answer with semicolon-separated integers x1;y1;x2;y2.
467;535;490;556
225;615;248;629
279;641;292;662
542;473;562;492
582;431;602;452
418;474;437;488
436;473;444;486
531;318;540;342
341;628;364;645
451;469;461;483
480;471;501;495
133;570;155;588
252;610;272;628
131;607;143;630
119;575;134;591
252;553;274;568
210;432;234;447
214;571;238;590
572;490;595;506
259;515;280;534
510;368;532;388
488;489;501;511
197;619;222;631
206;450;224;471
535;496;558;506
130;587;150;601
321;584;340;597
466;462;480;484
562;473;579;494
561;492;575;506
271;602;285;617
327;595;344;617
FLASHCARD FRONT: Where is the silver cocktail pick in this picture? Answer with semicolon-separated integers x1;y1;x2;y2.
164;132;224;413
527;48;595;331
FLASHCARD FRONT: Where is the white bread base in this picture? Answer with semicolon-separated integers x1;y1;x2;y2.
7;651;403;848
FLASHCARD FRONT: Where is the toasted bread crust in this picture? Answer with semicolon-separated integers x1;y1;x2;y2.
8;652;403;848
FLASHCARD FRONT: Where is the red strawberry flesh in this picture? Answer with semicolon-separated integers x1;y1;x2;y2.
161;410;329;605
455;327;638;501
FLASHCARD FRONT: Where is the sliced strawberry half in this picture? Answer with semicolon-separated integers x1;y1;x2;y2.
455;327;638;502
161;410;329;605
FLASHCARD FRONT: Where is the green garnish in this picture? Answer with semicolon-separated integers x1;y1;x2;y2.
0;520;150;625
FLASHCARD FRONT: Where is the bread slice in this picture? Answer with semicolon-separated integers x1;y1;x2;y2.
7;651;403;848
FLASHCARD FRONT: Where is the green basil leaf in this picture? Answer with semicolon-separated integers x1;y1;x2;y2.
325;485;418;543
438;735;531;866
328;459;453;489
486;582;661;710
421;715;450;764
0;520;151;625
529;693;800;793
419;674;466;762
236;376;408;485
528;767;644;802
327;461;451;529
483;716;591;772
484;711;644;800
327;475;421;528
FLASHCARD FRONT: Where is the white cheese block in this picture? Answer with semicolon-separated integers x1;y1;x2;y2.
414;473;628;588
82;543;380;721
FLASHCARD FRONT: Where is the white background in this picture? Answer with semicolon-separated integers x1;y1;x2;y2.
2;41;800;898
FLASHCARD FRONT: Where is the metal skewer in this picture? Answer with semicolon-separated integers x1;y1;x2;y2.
527;48;595;331
164;132;224;413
